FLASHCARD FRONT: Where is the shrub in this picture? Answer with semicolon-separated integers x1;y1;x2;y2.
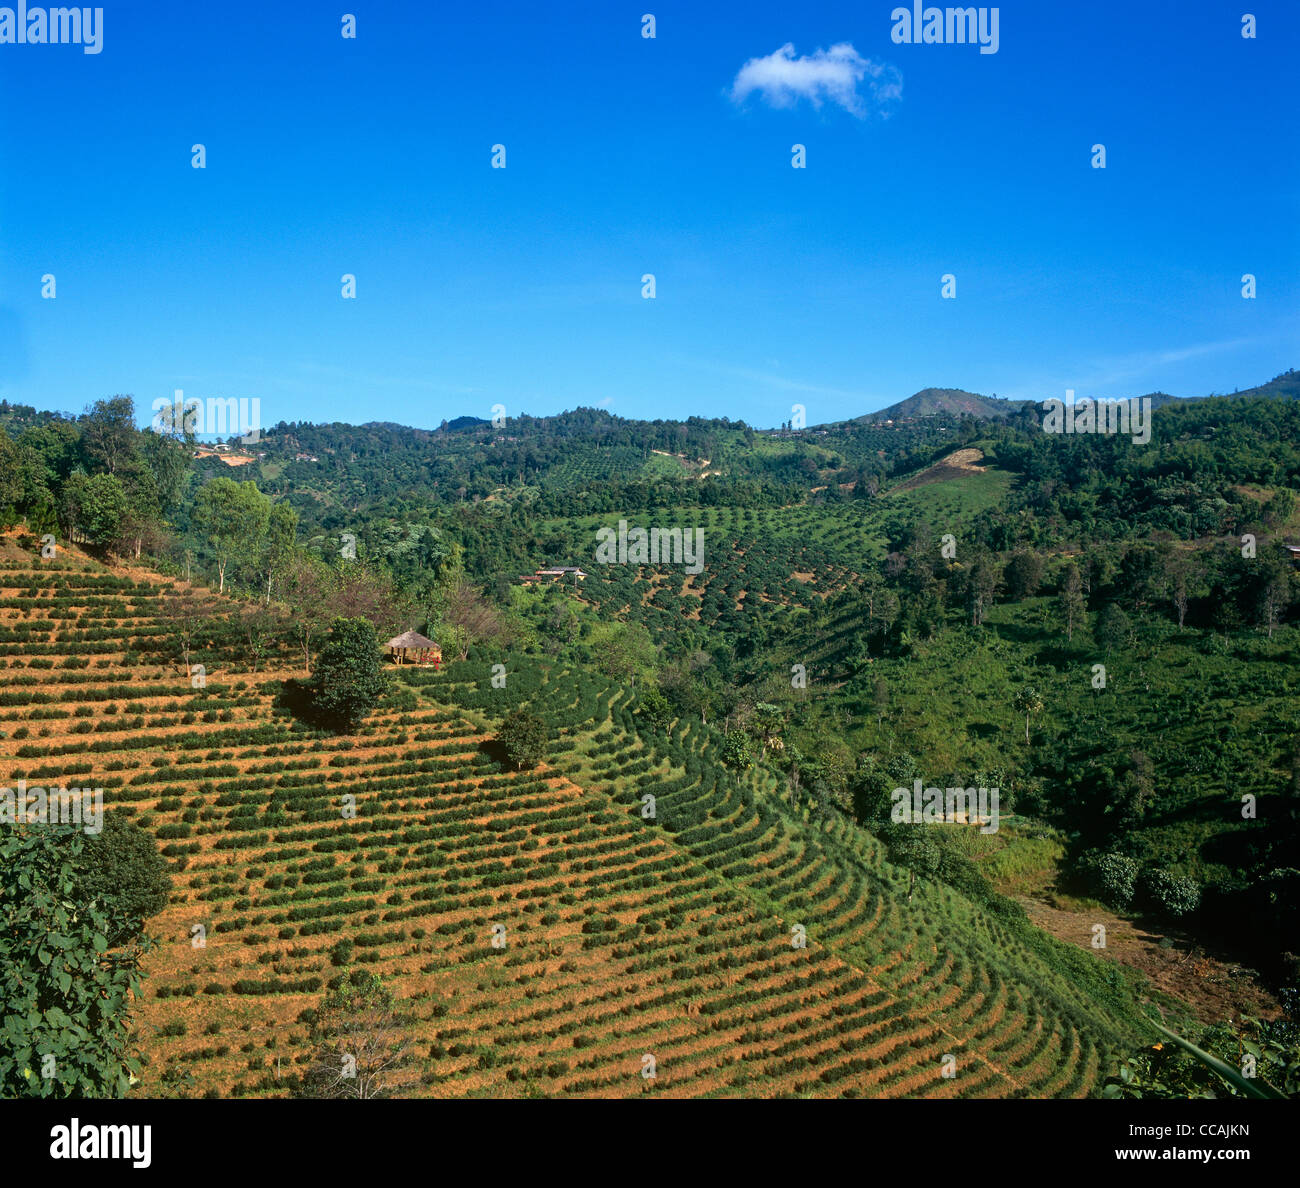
1082;851;1140;909
1140;868;1201;918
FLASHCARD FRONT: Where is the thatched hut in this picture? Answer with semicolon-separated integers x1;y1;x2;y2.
385;630;442;668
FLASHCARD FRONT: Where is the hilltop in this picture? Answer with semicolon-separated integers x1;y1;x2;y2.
854;388;1027;423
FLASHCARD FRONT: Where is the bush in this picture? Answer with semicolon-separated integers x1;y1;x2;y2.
1082;851;1140;909
1140;868;1201;918
78;812;173;946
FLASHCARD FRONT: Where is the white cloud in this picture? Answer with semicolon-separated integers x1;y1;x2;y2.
729;43;901;118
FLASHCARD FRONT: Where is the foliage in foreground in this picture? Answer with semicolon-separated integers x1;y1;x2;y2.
1104;1011;1299;1100
0;826;150;1097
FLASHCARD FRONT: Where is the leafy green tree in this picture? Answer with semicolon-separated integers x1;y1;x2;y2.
0;431;22;526
0;826;147;1097
1003;550;1045;599
1117;750;1155;829
310;617;389;731
78;395;136;476
138;428;192;512
496;708;548;770
1162;550;1197;629
191;477;271;593
637;685;674;730
259;501;299;604
78;815;172;948
593;620;657;691
60;471;129;549
964;553;1000;627
720;730;753;771
880;822;941;902
1096;602;1131;653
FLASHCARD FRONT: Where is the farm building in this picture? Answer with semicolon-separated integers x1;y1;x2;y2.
385;630;442;667
520;566;588;584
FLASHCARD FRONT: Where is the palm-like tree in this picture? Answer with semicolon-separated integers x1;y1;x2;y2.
1013;685;1044;745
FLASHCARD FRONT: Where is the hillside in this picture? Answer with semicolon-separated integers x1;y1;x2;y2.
0;546;1145;1098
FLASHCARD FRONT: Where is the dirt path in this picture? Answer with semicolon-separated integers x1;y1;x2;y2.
893;448;987;491
1017;896;1280;1026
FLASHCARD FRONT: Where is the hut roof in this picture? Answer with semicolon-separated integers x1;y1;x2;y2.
385;630;438;650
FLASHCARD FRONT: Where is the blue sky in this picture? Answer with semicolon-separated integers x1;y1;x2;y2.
1;1;1296;430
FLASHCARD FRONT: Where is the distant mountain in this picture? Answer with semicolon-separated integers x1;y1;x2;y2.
848;370;1299;426
1214;369;1300;403
856;388;1026;422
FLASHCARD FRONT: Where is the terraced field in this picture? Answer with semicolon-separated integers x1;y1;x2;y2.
0;551;1140;1097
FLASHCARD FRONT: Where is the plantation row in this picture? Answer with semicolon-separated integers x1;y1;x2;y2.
0;556;1133;1097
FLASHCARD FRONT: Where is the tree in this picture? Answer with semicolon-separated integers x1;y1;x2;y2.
593;621;657;691
310;617;389;731
1257;566;1292;640
1096;602;1131;653
872;675;889;725
751;702;785;760
1117;750;1155;829
301;969;412;1099
1057;562;1086;642
161;587;218;678
0;826;147;1097
79;395;136;476
1140;868;1201;918
191;477;271;593
282;552;339;673
637;685;674;730
78;814;172;948
496;708;548;770
1081;851;1140;909
259;501;298;604
1012;685;1043;745
138;429;191;511
0;432;23;526
1163;550;1197;629
965;553;1000;627
240;601;289;672
880;822;941;902
437;577;506;662
61;471;129;549
1004;550;1045;600
867;585;900;651
720;730;753;771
